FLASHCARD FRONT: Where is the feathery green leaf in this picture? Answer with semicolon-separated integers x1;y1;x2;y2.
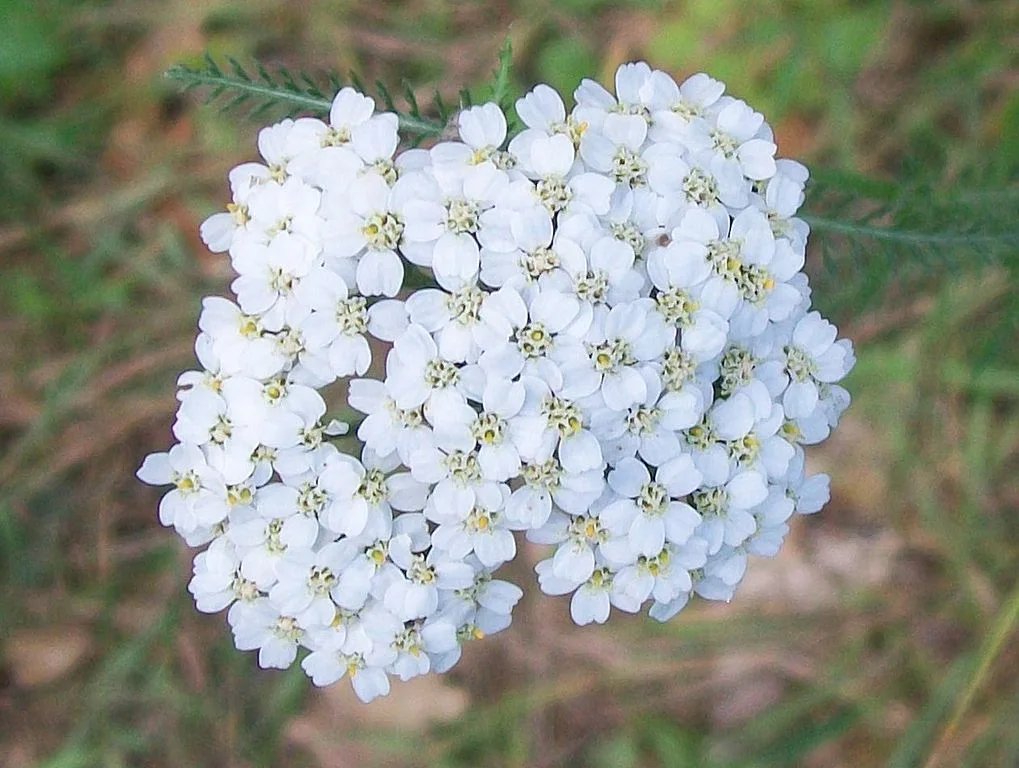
804;164;1019;322
164;55;448;141
491;36;514;110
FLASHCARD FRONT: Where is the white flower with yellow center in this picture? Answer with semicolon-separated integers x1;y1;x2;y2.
590;367;704;467
322;172;409;297
648;71;726;142
137;443;221;535
690;468;768;555
235;176;323;253
509;83;590;166
781;311;855;419
401;162;508;289
384;324;468;428
600;454;703;556
318;451;426;540
428;103;513;177
405;284;486;363
384;534;476;621
301;621;396;702
197;297;287;380
347;378;433;465
294;267;405;380
604;536;708;610
478;203;586;291
232;598;305;669
228;483;317;589
515;132;614;217
561;299;674;411
579;113;650;189
504;456;604;530
188;536;264;617
140;65;858;696
200;162;272;253
529;493;617;585
269;542;360;628
430;483;516;568
574;61;655;129
691;96;777;183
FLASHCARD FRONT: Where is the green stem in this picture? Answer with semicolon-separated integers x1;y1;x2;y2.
922;577;1019;768
802;215;1019;246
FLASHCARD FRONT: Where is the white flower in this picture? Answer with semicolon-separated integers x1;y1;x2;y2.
329;87;377;140
385;323;468;418
229;483;318;589
347;378;433;465
504;456;604;529
475;286;586;389
322;172;408;297
695;545;748;601
543;225;644;315
648;71;726;142
646;215;734;361
197;297;287;379
478;203;579;291
408;442;489;520
253;120;307;181
402;162;507;289
645;141;739;217
143;68;857;695
232;598;304;669
560;299;674;411
698;97;777;182
612;538;708;611
575;62;655;125
530;492;617;586
794;479;831;518
591;367;704;467
268;542;357;627
513;384;604;475
516;133;614;216
535;561;635;625
600;454;703;556
294;267;403;379
349;113;400;178
137;444;221;534
579;113;649;189
318;452;426;540
430;483;516;568
568;568;618;624
691;469;768;555
510;84;589;165
431;103;512;170
200;163;270;252
443;570;523;638
236;177;323;251
782;311;855;418
405;285;485;363
384;535;476;621
302;621;395;702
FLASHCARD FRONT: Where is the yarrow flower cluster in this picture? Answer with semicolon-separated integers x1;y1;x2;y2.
139;62;853;702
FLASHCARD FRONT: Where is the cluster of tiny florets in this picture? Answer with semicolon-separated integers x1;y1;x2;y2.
138;63;853;702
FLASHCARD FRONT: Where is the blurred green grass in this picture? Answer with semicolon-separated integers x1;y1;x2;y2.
0;0;1017;766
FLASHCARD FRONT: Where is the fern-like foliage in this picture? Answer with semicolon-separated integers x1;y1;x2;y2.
165;54;452;144
804;166;1019;323
490;37;515;108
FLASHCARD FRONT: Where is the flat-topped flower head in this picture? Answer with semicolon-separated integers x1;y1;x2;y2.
141;62;854;698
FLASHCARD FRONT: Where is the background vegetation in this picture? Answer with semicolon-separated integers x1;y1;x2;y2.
1;0;1017;765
